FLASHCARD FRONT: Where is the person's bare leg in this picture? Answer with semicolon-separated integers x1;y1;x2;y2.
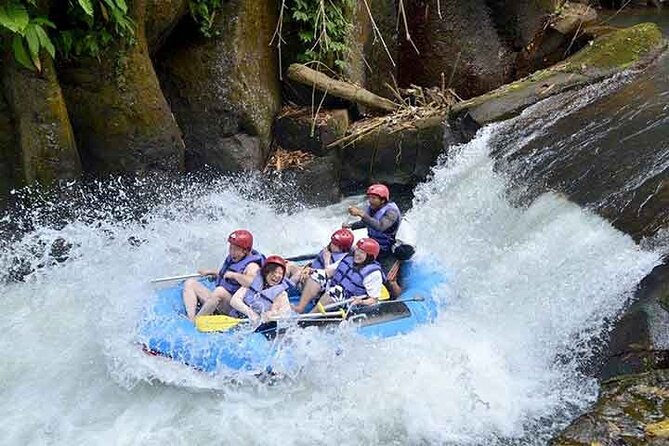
310;293;333;313
196;287;232;317
182;279;213;321
293;278;321;313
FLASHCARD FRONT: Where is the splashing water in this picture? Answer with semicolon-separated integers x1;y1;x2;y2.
0;105;662;445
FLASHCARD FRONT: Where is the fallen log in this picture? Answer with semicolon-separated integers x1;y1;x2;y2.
286;64;399;113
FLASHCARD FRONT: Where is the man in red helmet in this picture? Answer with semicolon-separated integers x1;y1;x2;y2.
345;184;401;268
181;229;265;322
345;183;403;294
293;238;385;313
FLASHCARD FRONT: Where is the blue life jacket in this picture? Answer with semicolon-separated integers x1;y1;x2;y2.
243;273;290;314
366;201;401;252
310;248;349;270
215;249;265;293
331;255;385;298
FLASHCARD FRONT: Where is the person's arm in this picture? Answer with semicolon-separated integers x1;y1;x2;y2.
323;263;338;278
198;268;218;277
229;287;259;321
223;263;260;288
359;208;399;232
262;292;291;321
351;270;383;306
349;221;366;230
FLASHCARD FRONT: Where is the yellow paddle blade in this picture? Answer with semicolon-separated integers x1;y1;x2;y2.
195;315;247;332
316;302;326;314
379;285;390;301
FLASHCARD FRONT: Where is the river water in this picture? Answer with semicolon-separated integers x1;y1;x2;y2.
1;11;667;446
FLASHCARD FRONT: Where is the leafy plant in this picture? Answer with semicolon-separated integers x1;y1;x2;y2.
289;0;354;72
0;1;56;71
0;0;135;70
188;0;224;38
55;0;135;60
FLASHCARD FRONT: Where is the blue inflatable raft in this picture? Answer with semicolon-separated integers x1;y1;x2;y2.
138;262;445;374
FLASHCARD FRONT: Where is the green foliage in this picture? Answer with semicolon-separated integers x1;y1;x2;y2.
289;0;354;72
188;0;224;38
0;0;134;71
0;1;56;71
56;0;135;60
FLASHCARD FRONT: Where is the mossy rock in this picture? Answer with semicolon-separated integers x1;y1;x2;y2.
274;108;349;156
339;112;446;189
145;0;188;52
2;53;81;185
551;369;669;445
0;84;18;204
450;22;666;133
156;0;280;172
562;22;665;76
58;0;184;174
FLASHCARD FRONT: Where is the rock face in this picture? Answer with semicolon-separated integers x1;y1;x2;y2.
58;0;184;174
399;0;515;99
345;0;398;101
156;0;281;172
599;263;669;381
145;0;188;52
274;108;349;156
551;369;669;446
450;23;666;139
339;112;447;190
0;87;17;203
2;54;81;184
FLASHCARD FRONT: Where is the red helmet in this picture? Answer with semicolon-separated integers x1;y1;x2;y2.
356;238;380;260
264;255;287;270
228;229;253;250
366;184;389;201
330;228;354;251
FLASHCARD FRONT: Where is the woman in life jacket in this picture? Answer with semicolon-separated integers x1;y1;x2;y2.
293;238;385;313
286;228;354;288
181;229;265;322
228;255;291;323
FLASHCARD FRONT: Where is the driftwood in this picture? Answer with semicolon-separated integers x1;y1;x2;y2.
286;64;399;113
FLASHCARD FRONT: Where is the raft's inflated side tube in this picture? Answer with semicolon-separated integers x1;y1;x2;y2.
138;261;446;373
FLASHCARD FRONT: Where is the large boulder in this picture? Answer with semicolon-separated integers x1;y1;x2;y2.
599;262;669;380
345;0;398;101
145;0;188;53
450;23;666;138
0;87;17;203
58;0;184;174
551;368;669;446
156;0;281;172
274;107;349;156
485;0;556;52
398;0;514;99
2;53;81;184
338;112;447;190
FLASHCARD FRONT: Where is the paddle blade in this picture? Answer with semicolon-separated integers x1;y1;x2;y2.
195;315;247;332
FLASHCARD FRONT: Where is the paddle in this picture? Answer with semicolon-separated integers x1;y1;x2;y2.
317;295;426;313
195;309;346;333
151;253;319;284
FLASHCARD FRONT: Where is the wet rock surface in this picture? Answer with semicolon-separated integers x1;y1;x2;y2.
551;369;669;446
2;54;81;184
156;0;280;172
450;23;666;139
274;108;349;156
59;0;184;174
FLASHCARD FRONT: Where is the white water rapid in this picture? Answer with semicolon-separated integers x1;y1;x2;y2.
0;96;662;445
